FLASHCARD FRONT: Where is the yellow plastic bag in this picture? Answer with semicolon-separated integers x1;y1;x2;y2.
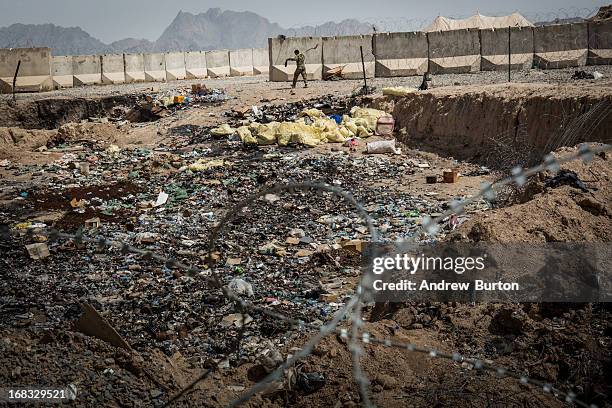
189;158;229;171
349;107;391;131
298;108;325;119
250;122;279;145
210;123;235;137
382;87;416;97
291;132;320;147
236;126;257;145
277;122;322;146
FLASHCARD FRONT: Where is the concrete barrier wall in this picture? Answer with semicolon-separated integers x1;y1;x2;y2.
229;48;254;76
2;20;605;93
252;48;269;75
205;50;230;78
322;35;374;79
101;54;126;84
185;51;207;79
72;55;101;86
428;28;481;74
373;32;428;77
480;27;534;71
269;37;323;82
534;23;588;69
124;54;145;83
144;53;166;82
52;55;73;88
588;21;612;65
0;47;53;92
165;52;186;81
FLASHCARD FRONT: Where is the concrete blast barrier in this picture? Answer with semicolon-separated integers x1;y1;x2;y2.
268;36;322;82
588;21;612;65
534;23;588;69
322;35;374;79
229;48;254;76
52;55;73;89
373;32;428;77
0;47;53;93
144;53;166;82
165;52;186;81
101;54;126;84
72;55;101;86
252;48;269;75
480;26;534;71
124;54;145;83
428;29;481;74
205;50;230;78
185;51;207;79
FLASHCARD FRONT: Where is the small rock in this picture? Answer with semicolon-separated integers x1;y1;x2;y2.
375;374;398;390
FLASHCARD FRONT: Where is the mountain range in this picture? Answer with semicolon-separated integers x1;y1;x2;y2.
0;8;373;56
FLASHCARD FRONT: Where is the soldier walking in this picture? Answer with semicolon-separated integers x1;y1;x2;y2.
285;49;308;88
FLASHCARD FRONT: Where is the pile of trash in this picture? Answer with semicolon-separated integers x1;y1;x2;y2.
571;70;603;80
211;107;393;147
125;84;231;123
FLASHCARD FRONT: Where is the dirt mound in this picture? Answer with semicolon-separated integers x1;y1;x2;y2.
456;146;611;242
0;127;56;159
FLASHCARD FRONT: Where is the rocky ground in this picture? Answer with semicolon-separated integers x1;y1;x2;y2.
0;68;610;407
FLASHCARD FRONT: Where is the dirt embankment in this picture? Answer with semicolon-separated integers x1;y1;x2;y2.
379;83;612;166
0;95;137;129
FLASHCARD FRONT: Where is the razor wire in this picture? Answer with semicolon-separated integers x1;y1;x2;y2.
9;141;610;408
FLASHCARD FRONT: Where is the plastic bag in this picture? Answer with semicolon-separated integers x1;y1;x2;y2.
298;108;325;119
237;126;257;145
366;139;401;154
382;87;416;97
250;122;279;145
211;123;235;137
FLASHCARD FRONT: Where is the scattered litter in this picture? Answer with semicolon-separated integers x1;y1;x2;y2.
367;139;401;155
376;116;395;137
571;70;596;80
25;243;50;260
228;278;253;297
443;169;459;183
153;191;169;207
188;158;229;171
221;313;253;328
84;217;101;229
545;169;590;192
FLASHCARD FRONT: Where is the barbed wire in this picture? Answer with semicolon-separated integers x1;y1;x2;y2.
9;141;610;407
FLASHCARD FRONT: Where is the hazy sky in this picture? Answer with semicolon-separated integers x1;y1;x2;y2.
0;0;607;43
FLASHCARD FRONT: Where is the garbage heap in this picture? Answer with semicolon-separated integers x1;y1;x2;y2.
210;107;392;147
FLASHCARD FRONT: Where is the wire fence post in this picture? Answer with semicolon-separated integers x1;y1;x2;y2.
360;45;368;91
508;26;511;82
12;60;21;102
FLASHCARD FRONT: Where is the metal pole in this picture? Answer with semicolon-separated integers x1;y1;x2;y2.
12;60;21;102
360;46;368;91
508;26;511;82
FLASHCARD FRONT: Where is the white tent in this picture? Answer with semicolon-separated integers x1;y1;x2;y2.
424;12;534;32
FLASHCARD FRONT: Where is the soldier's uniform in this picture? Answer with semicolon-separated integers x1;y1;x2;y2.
290;53;307;88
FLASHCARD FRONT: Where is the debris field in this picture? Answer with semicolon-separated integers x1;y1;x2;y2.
1;72;611;408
